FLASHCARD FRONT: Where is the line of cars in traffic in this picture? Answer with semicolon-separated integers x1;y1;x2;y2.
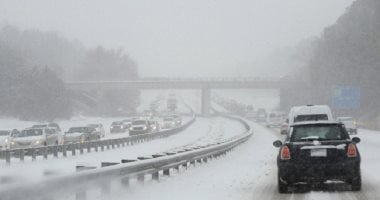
110;114;182;136
0;123;106;150
0;112;183;150
271;105;362;192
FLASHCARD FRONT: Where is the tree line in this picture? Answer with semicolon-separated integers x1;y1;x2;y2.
0;25;139;120
281;0;380;123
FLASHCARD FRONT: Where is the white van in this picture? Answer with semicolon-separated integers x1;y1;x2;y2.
288;105;333;127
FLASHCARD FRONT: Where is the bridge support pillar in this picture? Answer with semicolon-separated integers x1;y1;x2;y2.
201;87;211;116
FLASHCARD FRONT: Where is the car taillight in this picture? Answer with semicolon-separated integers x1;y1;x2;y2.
347;143;357;157
280;146;291;160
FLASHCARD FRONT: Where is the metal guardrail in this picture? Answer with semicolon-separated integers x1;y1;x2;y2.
0;114;196;164
0;115;252;200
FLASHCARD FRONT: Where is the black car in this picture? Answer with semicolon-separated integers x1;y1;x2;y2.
273;121;361;193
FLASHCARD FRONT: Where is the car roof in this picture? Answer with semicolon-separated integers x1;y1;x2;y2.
291;120;341;127
292;105;331;115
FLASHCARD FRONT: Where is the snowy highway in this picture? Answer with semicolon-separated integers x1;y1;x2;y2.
96;122;380;200
0;117;246;191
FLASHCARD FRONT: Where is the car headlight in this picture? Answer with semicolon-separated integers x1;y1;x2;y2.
143;127;147;130
4;138;8;143
172;122;176;125
129;127;133;131
35;140;41;144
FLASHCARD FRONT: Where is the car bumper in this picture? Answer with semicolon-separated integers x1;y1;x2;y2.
278;160;360;183
110;128;124;133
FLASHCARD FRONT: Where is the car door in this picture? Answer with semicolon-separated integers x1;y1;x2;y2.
45;129;53;145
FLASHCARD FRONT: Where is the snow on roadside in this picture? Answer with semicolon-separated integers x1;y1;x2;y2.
105;122;280;200
0;117;246;189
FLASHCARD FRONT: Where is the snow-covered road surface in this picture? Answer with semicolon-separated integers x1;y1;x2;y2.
100;123;380;200
0;117;245;189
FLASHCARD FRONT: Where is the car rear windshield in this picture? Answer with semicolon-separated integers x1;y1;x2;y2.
67;127;88;133
132;120;147;125
17;129;43;137
294;114;328;122
290;124;349;142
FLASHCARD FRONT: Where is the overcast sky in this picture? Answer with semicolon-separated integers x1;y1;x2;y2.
0;0;354;77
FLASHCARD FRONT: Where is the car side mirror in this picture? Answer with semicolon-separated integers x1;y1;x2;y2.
273;140;283;148
352;137;360;144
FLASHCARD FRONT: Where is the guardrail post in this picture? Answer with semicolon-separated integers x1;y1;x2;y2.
94;142;98;152
111;141;115;149
182;162;188;169
53;145;58;158
107;141;110;150
163;169;170;176
80;143;84;154
5;150;11;164
121;140;126;147
19;149;24;162
101;141;105;151
71;144;76;156
62;145;67;157
137;174;145;183
87;143;91;153
121;177;130;187
190;160;196;167
43;147;48;159
152;171;159;181
31;148;36;161
101;181;111;195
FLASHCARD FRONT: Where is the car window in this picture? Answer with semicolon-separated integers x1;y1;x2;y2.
294;114;328;122
290;124;349;142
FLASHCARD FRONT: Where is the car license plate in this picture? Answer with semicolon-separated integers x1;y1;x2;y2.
310;149;327;157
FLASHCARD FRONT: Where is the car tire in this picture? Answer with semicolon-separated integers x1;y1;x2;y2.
278;175;288;193
351;174;362;191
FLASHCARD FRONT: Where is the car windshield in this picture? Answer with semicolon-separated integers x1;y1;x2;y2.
0;130;10;136
112;122;122;125
87;124;99;128
132;120;147;125
32;124;47;128
17;129;44;137
291;124;349;142
67;127;88;133
294;114;328;122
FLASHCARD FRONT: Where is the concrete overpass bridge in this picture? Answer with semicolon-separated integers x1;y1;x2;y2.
66;78;290;115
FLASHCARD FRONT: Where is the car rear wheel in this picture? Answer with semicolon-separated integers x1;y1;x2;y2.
351;175;362;191
278;175;288;193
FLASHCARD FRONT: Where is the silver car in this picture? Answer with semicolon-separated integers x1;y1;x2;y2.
10;128;59;149
63;127;97;144
0;130;11;150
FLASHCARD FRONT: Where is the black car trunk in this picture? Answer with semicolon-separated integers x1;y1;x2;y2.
289;140;350;165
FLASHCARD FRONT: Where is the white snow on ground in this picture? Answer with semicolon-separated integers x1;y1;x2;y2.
0;117;245;189
99;124;380;200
